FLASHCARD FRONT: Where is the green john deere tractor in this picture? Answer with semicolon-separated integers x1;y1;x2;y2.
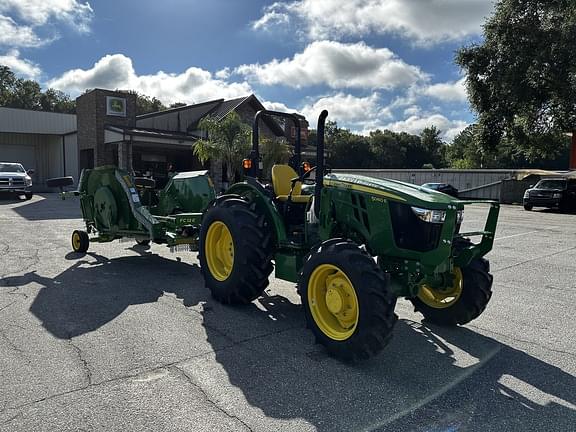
199;109;500;362
48;167;215;253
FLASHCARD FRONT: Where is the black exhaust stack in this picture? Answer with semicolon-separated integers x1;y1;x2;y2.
314;110;328;217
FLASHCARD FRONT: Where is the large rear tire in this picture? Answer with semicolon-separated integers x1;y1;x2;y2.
299;240;397;362
410;240;493;326
199;197;274;304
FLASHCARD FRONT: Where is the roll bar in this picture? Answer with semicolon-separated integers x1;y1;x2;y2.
251;110;302;178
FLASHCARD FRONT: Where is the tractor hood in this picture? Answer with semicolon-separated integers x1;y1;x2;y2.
324;173;457;209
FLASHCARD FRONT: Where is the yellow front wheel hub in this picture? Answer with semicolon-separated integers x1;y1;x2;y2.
418;267;463;309
205;221;234;281
308;264;359;341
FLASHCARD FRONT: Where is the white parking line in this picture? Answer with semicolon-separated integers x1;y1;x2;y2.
494;231;538;241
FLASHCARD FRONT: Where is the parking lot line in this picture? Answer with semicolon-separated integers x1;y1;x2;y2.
494;231;539;241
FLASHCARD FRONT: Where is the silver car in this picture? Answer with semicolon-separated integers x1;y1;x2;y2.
0;162;34;200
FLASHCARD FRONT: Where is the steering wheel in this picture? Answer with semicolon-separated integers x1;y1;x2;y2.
290;166;317;189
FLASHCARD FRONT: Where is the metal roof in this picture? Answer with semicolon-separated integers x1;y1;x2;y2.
0;107;76;135
135;94;285;137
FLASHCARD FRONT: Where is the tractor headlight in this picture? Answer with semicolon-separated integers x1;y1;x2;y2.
553;192;562;199
523;190;530;199
411;207;446;223
411;207;464;224
25;176;32;186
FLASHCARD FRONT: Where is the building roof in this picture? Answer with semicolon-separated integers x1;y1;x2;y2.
0;106;76;135
105;125;198;142
135;94;285;136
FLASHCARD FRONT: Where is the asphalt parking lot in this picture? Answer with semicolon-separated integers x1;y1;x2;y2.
0;194;575;432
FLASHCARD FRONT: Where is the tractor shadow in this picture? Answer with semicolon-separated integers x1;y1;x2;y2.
0;252;206;339
1;254;574;431
199;303;576;432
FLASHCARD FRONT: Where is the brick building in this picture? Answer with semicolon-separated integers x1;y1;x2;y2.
76;89;301;189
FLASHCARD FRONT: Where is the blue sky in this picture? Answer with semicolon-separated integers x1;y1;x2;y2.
0;0;496;140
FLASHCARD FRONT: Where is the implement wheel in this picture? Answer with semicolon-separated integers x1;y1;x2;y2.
410;240;493;326
299;239;397;362
71;230;89;253
199;197;273;304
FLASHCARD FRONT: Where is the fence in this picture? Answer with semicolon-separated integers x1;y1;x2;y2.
333;169;541;203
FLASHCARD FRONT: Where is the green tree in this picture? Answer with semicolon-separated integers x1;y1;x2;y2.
456;0;576;159
326;127;373;168
1;65;77;113
420;126;446;168
261;137;292;180
131;92;167;115
446;125;484;168
368;129;407;168
0;66;18;106
40;88;76;113
193;111;251;184
169;102;187;109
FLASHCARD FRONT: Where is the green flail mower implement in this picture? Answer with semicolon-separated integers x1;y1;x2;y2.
198;109;500;362
50;109;499;362
47;168;215;253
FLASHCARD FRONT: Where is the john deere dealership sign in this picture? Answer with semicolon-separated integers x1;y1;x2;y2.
106;96;126;117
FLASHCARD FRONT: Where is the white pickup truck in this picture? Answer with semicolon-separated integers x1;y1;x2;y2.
0;162;34;200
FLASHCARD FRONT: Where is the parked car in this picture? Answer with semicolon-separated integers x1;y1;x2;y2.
421;182;459;198
523;178;576;211
0;162;34;200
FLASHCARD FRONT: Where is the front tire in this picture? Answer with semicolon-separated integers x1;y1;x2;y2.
199;197;274;304
410;247;493;326
24;192;33;200
523;204;533;211
299;240;397;362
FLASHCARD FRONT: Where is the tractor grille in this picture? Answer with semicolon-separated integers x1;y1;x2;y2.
388;202;443;252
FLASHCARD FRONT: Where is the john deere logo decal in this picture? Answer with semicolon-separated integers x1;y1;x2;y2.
106;96;126;117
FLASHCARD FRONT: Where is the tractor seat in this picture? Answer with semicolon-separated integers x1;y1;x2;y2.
271;165;312;204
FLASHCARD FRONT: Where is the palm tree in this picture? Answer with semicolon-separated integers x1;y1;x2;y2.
193;112;251;186
261;137;292;180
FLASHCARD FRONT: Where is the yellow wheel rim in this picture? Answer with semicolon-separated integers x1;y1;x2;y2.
418;267;463;309
307;264;359;341
72;232;81;251
204;221;234;281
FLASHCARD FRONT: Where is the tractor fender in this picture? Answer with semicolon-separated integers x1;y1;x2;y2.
225;182;287;244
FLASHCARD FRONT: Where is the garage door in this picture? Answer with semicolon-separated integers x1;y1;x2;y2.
0;144;36;171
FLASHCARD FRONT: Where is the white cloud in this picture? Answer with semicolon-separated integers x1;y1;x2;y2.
48;54;254;105
384;114;468;141
403;105;421;116
0;15;44;47
214;67;230;80
300;93;386;127
0;0;93;50
236;40;426;90
254;0;492;44
0;49;41;78
422;77;467;103
262;100;297;113
0;0;93;32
